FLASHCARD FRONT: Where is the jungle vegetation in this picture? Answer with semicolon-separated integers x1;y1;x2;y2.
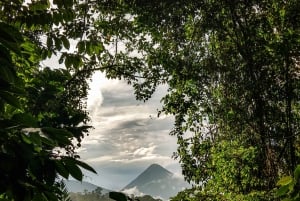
1;0;300;200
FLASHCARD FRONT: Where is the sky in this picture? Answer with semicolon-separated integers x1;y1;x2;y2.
41;36;183;191
77;71;182;190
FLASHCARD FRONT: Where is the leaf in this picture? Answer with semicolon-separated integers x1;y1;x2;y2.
46;36;53;49
29;132;42;151
0;22;23;55
58;54;65;64
0;58;17;83
41;127;73;138
0;22;23;42
0;90;20;108
41;127;73;146
44;191;58;201
32;192;48;201
64;158;83;181
55;160;69;179
294;165;300;180
76;41;85;53
12;113;38;127
109;192;128;201
277;176;293;186
75;160;97;174
21;40;35;53
61;35;70;49
64;55;71;69
0;43;12;61
54;37;62;50
44;159;56;184
40;136;56;147
21;133;32;144
276;185;290;197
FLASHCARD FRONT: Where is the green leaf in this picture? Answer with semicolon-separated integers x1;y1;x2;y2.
21;133;32;144
46;36;53;49
64;55;71;69
75;160;97;174
55;160;69;179
32;192;48;201
61;36;70;49
277;176;293;186
29;132;42;151
0;22;23;55
276;185;290;197
21;40;35;53
58;54;65;64
0;43;12;61
44;191;58;201
54;37;62;50
41;127;73;146
0;90;20;108
40;136;56;147
76;41;85;53
0;58;17;83
64;159;83;181
294;165;300;180
0;22;23;42
12;113;38;127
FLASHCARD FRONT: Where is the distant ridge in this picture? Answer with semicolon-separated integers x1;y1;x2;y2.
123;164;190;200
64;180;111;194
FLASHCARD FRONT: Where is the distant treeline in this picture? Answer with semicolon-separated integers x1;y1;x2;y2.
68;188;162;201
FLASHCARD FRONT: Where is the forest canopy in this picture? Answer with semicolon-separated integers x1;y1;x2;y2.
1;0;300;200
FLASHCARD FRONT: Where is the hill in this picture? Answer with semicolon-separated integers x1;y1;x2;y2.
64;180;111;194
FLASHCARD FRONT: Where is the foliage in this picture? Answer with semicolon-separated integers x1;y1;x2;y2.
170;187;274;201
0;0;99;200
276;165;300;201
109;192;129;201
94;0;300;200
69;187;109;201
2;0;300;200
69;190;161;201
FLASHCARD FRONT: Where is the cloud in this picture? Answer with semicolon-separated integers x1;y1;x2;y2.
133;144;155;155
122;186;144;197
77;73;182;190
87;72;104;120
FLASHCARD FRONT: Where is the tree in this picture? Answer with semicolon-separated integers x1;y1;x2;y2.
2;0;300;200
0;0;151;199
0;1;100;200
90;0;300;200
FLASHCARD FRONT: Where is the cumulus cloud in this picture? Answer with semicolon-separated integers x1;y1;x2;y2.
122;186;144;197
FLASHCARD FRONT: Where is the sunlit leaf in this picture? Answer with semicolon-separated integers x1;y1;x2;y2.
277;176;293;186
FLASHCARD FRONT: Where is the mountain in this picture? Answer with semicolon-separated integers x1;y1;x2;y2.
64;180;111;194
122;164;190;200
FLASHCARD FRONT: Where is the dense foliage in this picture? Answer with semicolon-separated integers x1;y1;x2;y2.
1;0;300;200
99;0;300;200
0;1;97;200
